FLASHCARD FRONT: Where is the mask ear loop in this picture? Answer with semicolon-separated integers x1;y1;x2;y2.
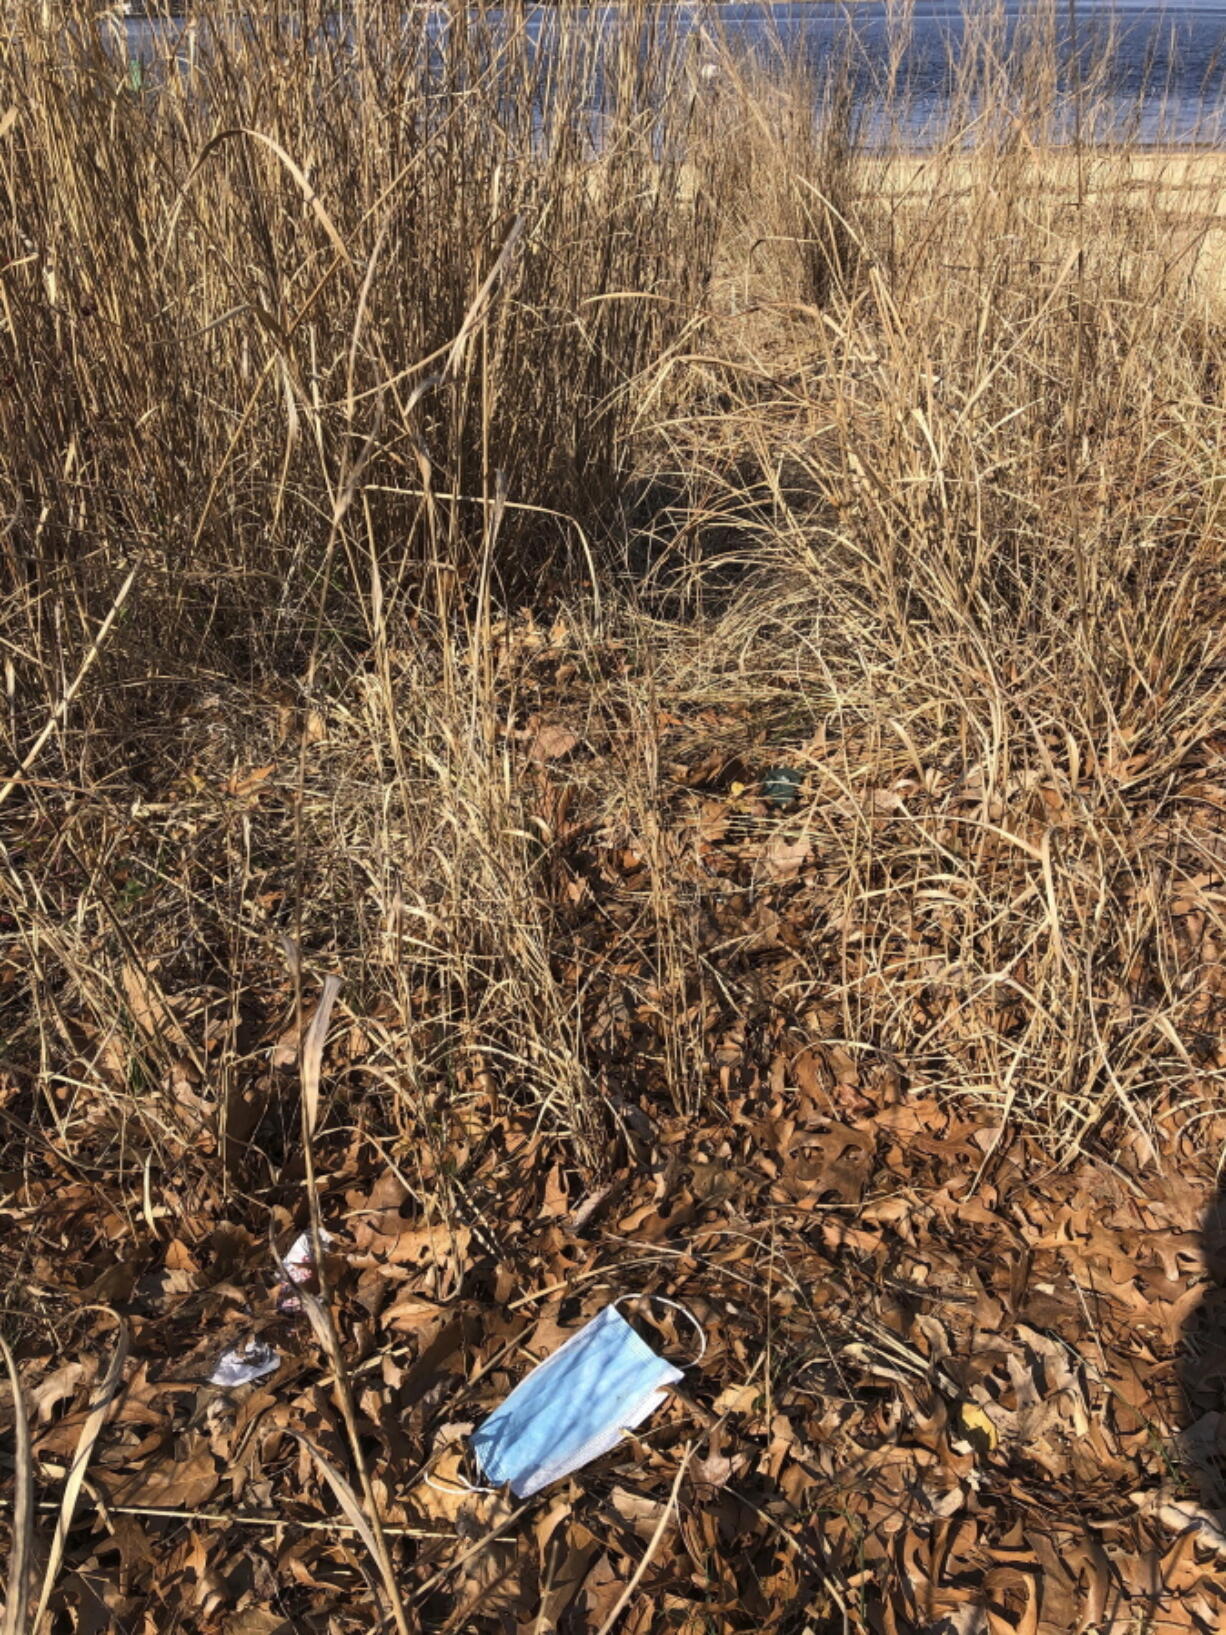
615;1294;707;1366
421;1456;497;1497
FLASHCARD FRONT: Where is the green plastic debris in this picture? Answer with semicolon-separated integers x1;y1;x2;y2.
127;58;144;93
762;767;804;809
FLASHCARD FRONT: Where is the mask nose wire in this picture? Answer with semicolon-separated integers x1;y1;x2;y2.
614;1293;708;1365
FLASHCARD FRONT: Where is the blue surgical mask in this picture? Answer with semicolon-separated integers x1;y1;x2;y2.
470;1300;701;1498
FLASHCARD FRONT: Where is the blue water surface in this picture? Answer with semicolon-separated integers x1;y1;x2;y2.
119;3;1226;145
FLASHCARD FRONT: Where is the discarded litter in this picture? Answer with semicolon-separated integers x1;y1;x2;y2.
284;1229;328;1281
762;767;804;809
275;1227;332;1313
470;1297;705;1498
210;1338;279;1388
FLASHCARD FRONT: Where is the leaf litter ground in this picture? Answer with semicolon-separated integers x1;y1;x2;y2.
2;616;1226;1635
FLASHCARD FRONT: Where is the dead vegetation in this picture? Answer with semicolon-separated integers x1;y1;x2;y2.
1;2;1226;1631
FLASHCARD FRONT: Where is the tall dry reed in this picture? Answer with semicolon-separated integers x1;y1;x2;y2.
0;0;1223;1171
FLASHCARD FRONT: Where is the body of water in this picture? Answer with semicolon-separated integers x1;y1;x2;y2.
697;0;1226;140
122;2;1226;145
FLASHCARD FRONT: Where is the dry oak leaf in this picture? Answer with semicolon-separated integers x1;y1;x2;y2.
522;717;579;763
32;1360;90;1423
712;1381;761;1417
381;1295;446;1332
691;1451;734;1488
226;1614;293;1635
109;1447;220;1509
765;830;811;880
954;1402;999;1454
609;1485;666;1541
225;763;276;798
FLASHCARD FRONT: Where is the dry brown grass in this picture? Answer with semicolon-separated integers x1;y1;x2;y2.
0;0;1223;1177
2;10;1226;1618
